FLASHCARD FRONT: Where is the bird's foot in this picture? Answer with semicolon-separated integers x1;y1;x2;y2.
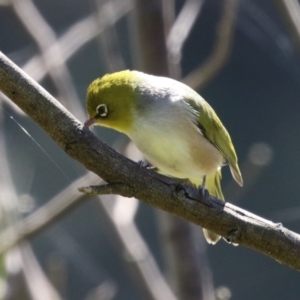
138;160;157;170
197;175;209;199
197;185;210;199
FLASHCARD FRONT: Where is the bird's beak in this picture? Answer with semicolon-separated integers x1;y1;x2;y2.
84;118;96;128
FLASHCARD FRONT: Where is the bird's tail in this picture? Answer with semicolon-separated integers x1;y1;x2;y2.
203;168;224;244
206;168;224;201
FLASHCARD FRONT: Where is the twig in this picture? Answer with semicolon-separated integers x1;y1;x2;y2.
183;0;239;90
167;0;204;70
19;243;63;300
1;51;300;271
0;172;98;254
21;0;132;82
99;193;177;300
11;0;83;118
79;183;135;196
273;0;300;53
95;0;127;71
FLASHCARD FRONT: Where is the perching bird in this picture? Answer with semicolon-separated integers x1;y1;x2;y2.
84;70;243;244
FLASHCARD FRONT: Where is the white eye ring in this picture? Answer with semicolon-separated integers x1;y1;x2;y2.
96;104;108;117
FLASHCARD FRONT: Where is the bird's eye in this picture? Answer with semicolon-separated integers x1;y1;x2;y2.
96;104;108;117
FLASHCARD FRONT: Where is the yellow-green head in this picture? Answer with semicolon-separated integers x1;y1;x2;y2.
85;70;141;133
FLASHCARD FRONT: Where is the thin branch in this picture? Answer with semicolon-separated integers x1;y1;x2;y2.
183;0;239;90
167;0;204;71
95;0;127;71
21;0;132;82
11;0;83;118
0;172;98;254
273;0;300;53
19;243;63;300
99;194;177;300
162;0;181;79
1;52;300;271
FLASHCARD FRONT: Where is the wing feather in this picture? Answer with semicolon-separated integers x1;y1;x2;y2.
185;95;243;186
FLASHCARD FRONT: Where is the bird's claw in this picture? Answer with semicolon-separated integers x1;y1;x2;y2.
138;160;156;170
198;186;210;199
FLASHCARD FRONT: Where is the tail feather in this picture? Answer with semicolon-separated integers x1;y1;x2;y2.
206;168;224;200
230;164;243;187
203;168;224;244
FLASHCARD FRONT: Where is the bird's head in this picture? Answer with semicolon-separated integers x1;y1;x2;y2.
85;70;141;133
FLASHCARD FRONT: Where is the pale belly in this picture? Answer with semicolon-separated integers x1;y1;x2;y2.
129;121;224;182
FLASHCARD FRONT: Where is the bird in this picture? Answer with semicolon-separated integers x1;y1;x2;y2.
84;70;243;244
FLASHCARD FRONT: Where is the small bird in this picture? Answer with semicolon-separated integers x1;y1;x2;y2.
84;70;243;244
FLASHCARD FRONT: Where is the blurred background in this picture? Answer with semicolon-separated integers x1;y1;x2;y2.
1;0;300;299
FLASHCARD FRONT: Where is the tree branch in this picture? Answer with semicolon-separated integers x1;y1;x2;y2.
0;172;97;254
273;0;300;54
1;51;300;271
183;0;239;90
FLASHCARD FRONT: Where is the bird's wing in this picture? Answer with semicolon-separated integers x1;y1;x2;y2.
185;95;243;186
